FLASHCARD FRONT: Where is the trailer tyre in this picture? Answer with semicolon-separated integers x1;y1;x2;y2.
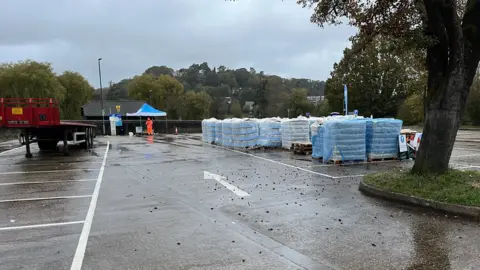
38;140;58;151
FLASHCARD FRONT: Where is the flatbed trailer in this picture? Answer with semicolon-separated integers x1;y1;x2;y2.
0;98;96;158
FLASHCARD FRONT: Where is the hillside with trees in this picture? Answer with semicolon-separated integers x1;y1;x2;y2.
103;63;326;120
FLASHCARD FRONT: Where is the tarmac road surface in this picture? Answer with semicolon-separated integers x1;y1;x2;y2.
0;130;479;270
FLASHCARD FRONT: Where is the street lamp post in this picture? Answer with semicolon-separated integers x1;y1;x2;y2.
98;58;105;134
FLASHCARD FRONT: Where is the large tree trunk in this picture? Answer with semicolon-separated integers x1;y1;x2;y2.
411;0;480;174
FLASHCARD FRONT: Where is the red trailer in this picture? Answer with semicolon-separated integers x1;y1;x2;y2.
0;98;96;158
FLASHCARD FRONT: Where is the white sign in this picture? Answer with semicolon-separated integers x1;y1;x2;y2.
135;126;143;133
398;135;407;152
412;133;422;151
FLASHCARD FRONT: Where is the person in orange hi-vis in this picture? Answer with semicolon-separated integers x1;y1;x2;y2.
146;117;153;135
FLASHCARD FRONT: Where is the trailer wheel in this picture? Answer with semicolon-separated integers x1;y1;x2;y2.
38;140;58;151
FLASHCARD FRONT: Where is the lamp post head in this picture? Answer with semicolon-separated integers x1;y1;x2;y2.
98;58;102;61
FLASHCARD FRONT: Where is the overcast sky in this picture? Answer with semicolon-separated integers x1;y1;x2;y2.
0;0;356;87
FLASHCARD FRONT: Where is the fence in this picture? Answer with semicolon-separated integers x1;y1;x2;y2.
67;120;202;135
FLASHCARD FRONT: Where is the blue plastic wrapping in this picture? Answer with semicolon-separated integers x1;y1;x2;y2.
312;126;324;158
257;119;282;147
232;119;258;148
201;118;217;143
366;119;403;159
215;120;223;145
222;120;233;147
323;120;366;162
201;119;207;142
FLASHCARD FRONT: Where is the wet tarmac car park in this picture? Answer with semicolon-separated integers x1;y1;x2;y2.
0;130;479;270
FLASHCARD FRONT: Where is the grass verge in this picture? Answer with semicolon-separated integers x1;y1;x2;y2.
364;169;480;207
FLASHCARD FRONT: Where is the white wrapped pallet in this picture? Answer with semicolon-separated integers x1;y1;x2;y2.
258;118;282;147
215;120;223;145
222;119;233;147
281;116;310;149
232;118;258;148
201;119;207;142
203;118;217;143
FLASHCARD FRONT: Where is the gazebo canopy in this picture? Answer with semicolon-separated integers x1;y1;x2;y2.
126;103;166;117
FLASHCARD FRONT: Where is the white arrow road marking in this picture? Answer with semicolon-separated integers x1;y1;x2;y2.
204;171;250;197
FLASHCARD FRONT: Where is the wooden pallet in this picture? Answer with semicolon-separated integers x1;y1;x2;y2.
291;142;312;155
326;159;366;165
367;156;398;162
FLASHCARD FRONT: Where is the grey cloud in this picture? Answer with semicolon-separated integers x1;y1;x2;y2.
0;0;356;86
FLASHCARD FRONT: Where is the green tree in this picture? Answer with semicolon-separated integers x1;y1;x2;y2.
0;60;65;101
128;74;162;105
467;74;480;125
157;74;184;119
288;88;313;116
182;91;211;120
254;78;269;118
297;0;480;174
107;79;131;100
144;65;174;77
398;94;425;125
315;99;330;117
231;101;242;117
57;71;94;119
234;68;250;88
325;36;421;117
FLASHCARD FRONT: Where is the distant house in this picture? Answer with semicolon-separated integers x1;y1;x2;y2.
244;101;254;111
81;100;146;120
307;96;324;105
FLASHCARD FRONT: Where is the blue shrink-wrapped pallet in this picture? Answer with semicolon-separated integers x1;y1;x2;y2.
201;119;207;142
312;125;324;159
222;119;233;147
366;119;403;159
215;120;223;145
323;120;366;162
257;118;282;147
202;118;217;143
232;119;259;148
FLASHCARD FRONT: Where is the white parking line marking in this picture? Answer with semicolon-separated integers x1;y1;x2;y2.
0;195;92;203
71;141;110;270
0;179;97;186
212;144;337;179
0;221;85;232
453;147;480;151
0;162;103;167
0;146;24;156
451;153;480;158
334;174;365;179
0;169;100;175
204;171;250;197
451;163;480;169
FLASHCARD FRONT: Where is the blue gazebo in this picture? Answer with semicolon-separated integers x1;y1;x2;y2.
126;103;167;134
126;103;167;117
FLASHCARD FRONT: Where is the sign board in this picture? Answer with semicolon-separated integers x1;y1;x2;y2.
306;112;310;117
12;107;23;115
398;135;407;152
354;109;358;116
135;126;143;133
116;105;121;113
412;133;422;151
109;114;122;127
